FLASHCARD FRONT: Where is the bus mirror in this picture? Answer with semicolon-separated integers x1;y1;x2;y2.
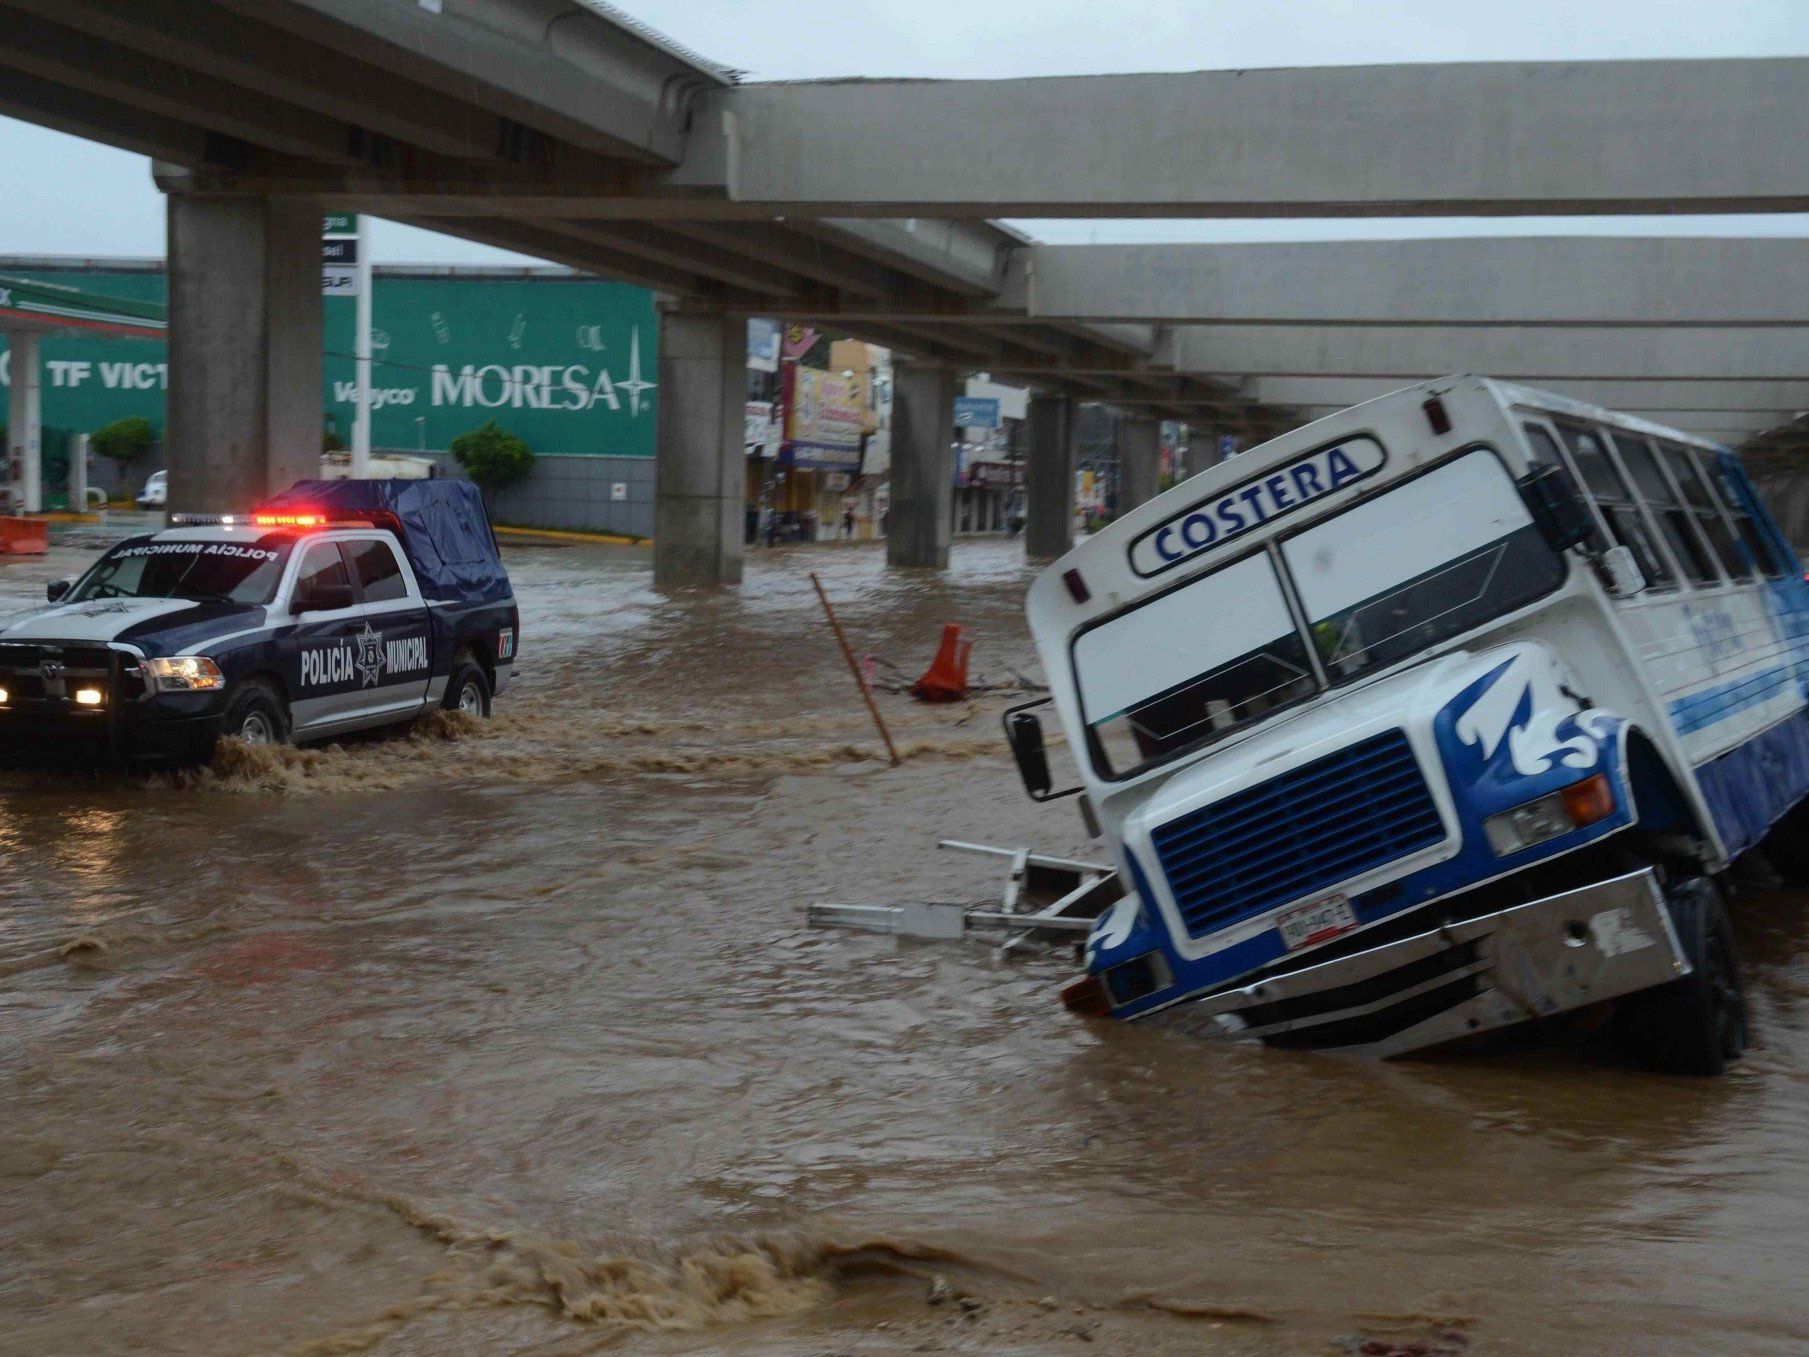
1518;463;1596;553
1007;711;1054;798
1002;698;1083;802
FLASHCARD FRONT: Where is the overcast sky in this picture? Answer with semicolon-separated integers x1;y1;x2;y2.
1;0;1805;263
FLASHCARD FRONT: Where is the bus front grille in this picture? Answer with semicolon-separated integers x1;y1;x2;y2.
1150;729;1446;940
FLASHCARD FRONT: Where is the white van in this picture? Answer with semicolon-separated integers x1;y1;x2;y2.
1008;376;1809;1073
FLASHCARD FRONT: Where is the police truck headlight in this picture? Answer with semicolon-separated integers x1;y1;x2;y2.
142;656;226;693
1483;774;1616;856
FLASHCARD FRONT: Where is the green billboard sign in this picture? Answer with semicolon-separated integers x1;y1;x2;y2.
0;268;659;459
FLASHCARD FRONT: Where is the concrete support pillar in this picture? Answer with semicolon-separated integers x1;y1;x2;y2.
654;312;744;587
887;365;956;569
1026;395;1077;560
6;330;41;512
1119;417;1160;515
69;432;89;512
166;194;322;514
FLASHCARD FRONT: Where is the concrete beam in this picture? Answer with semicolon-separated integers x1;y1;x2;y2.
0;65;208;164
1251;377;1809;415
1172;326;1809;382
785;237;1809;327
14;0;536;162
217;0;727;164
993;238;1809;325
668;59;1809;216
1299;405;1787;437
0;4;361;165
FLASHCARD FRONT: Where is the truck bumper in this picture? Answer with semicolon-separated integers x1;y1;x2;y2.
0;702;223;767
1144;869;1689;1058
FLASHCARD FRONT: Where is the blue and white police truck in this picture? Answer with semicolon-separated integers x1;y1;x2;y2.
0;479;517;765
1007;376;1809;1074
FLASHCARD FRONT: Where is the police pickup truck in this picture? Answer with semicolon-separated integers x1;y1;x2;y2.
0;479;518;765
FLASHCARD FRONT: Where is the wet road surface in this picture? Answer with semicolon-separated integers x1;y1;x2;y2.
3;535;1808;1355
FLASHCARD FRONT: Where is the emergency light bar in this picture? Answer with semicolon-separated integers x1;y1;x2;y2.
168;507;398;532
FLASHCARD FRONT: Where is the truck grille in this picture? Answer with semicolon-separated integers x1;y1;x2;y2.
1150;729;1446;940
0;642;121;702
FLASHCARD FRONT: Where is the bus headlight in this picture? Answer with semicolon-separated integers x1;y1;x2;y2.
142;656;226;693
1484;774;1615;856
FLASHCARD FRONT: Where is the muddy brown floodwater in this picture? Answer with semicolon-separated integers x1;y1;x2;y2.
4;536;1809;1356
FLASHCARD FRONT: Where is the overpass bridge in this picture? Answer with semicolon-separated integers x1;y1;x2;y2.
0;0;1803;581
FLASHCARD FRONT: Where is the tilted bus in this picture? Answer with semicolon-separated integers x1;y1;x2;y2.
1006;376;1809;1074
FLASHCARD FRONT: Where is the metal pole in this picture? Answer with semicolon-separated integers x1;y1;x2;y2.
809;571;901;767
350;215;372;476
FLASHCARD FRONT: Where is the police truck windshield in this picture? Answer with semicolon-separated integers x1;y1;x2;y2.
71;539;291;606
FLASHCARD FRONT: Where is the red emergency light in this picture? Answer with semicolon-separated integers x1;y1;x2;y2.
246;505;401;535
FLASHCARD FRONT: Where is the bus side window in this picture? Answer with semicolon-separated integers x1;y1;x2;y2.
1555;422;1674;589
1608;431;1718;586
1522;423;1607;546
1661;443;1755;583
1710;456;1790;580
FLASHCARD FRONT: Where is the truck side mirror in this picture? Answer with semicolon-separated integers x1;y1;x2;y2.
46;579;71;603
1007;710;1054;799
1518;463;1596;553
1001;699;1083;802
294;582;355;614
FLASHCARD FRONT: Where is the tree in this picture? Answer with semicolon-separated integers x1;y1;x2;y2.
91;417;156;486
450;420;534;504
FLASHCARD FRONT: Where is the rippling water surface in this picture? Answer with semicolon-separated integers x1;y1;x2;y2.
3;536;1807;1355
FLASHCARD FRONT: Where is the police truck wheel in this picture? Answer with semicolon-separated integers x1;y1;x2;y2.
444;661;491;719
1614;877;1748;1076
220;679;289;748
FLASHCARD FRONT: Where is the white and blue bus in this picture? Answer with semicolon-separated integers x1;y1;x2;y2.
1007;375;1809;1073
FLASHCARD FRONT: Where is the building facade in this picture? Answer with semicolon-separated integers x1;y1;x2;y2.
0;259;660;536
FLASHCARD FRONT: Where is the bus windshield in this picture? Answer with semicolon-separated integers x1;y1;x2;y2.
70;539;292;606
1073;552;1318;778
1280;450;1563;684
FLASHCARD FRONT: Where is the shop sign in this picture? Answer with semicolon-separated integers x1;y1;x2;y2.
783;366;864;470
745;399;779;456
782;324;820;361
963;460;1022;490
954;396;1001;430
747;319;782;373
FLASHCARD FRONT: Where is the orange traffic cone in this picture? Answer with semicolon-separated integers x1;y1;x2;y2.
910;623;971;702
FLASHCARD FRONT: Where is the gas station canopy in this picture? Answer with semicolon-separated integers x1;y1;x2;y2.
0;273;165;339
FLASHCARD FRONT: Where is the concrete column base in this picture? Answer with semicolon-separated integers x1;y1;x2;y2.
887;365;955;569
653;313;744;588
1120;416;1161;515
1026;396;1077;560
165;193;322;514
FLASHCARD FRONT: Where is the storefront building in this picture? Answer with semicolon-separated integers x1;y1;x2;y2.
0;258;659;536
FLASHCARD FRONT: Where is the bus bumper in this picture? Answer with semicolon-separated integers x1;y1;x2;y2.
1145;869;1689;1058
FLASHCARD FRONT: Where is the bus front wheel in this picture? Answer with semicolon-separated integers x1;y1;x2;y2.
1614;876;1748;1076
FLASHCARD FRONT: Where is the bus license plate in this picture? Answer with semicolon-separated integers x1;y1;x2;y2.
1276;894;1359;951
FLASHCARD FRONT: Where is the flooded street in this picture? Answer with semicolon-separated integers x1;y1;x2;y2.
3;535;1809;1355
